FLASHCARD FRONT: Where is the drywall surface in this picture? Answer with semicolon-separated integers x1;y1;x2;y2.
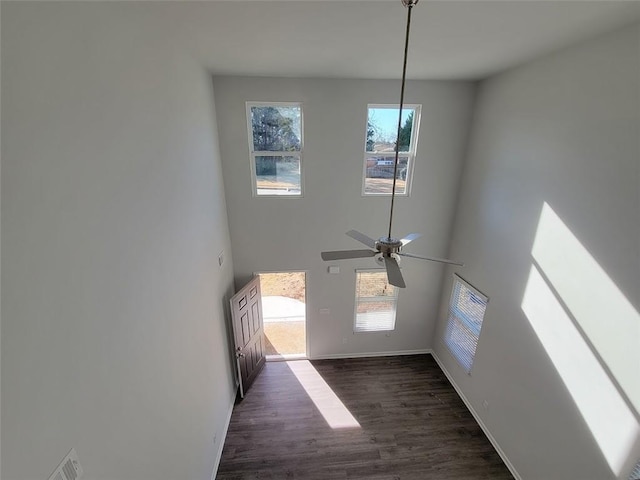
1;3;236;479
0;3;3;475
214;77;475;358
0;4;3;475
434;24;640;480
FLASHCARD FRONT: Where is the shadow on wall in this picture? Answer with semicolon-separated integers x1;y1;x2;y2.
521;202;640;478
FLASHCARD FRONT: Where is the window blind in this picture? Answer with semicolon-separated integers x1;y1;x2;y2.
444;274;488;373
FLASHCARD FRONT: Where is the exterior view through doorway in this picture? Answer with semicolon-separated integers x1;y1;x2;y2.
258;272;307;360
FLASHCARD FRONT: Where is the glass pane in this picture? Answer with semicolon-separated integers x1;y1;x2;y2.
357;271;395;298
356;300;395;315
444;314;477;373
451;280;487;335
366;107;415;153
364;155;409;195
355;304;396;332
255;155;301;196
251;105;301;152
445;276;488;372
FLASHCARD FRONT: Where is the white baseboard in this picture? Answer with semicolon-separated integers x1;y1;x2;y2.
310;348;432;360
210;390;236;480
431;351;522;480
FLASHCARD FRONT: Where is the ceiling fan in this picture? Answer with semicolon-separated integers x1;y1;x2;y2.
320;0;463;288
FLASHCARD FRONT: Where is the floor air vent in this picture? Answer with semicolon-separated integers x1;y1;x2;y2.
629;459;640;480
48;448;84;480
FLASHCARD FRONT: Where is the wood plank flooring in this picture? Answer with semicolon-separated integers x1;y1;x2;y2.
217;354;513;480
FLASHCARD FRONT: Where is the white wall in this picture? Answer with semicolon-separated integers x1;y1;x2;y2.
433;24;640;480
0;4;3;475
1;3;236;479
214;77;475;359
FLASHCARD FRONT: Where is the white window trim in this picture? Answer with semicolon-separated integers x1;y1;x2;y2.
246;101;304;198
443;274;489;375
362;104;422;197
353;269;399;333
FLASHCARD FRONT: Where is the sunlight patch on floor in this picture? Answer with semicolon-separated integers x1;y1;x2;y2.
286;360;361;429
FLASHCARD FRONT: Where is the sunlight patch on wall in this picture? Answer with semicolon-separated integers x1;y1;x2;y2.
532;202;640;409
522;264;639;475
286;360;361;429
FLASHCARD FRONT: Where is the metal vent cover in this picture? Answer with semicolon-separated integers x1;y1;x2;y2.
629;459;640;480
48;448;83;480
62;458;79;480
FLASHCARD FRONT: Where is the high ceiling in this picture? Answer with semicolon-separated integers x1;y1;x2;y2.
163;0;640;80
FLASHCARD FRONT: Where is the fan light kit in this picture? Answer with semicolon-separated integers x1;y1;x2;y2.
321;0;463;288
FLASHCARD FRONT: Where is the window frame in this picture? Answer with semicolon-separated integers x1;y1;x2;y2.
443;274;489;374
353;269;399;333
362;104;422;197
246;101;304;198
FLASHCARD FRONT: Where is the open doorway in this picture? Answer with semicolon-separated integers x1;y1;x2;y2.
258;271;307;360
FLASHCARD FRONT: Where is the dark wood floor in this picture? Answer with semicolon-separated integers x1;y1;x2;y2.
217;355;513;480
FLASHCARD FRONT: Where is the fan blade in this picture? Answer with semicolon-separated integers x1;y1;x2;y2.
400;233;421;246
321;249;376;261
399;251;464;267
346;230;377;249
383;256;406;288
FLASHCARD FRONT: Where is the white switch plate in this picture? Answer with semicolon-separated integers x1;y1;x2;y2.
328;266;340;274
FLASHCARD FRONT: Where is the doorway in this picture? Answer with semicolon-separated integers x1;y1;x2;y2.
258;271;307;360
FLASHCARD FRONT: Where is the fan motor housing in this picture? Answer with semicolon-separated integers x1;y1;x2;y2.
376;237;403;256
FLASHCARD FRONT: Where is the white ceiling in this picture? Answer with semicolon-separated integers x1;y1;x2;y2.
165;0;640;80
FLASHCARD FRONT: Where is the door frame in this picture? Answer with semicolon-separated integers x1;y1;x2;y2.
255;270;309;361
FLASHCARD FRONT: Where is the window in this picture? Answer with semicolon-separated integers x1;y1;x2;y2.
444;274;489;373
354;270;398;332
246;102;303;196
363;104;421;196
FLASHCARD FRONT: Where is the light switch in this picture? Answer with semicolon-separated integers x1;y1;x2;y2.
328;266;340;274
